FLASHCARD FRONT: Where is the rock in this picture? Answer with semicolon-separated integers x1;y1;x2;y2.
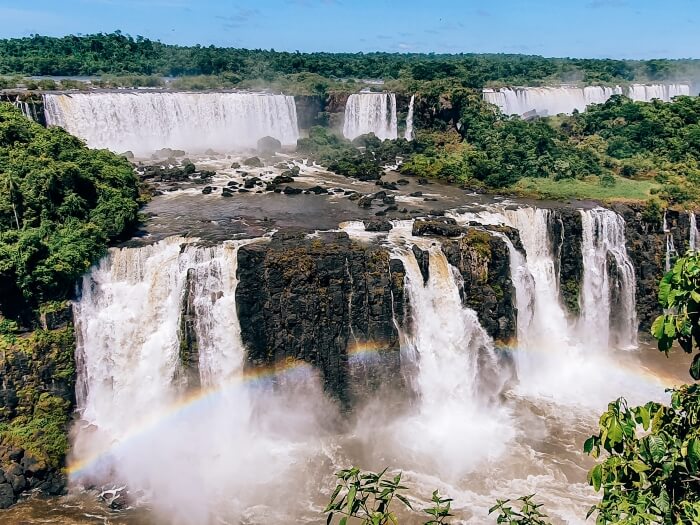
373;191;387;201
409;191;423;197
9;474;25;493
283;186;302;195
227;181;238;187
257;136;282;155
347;192;361;201
204;148;219;156
412;245;430;284
221;188;234;197
382;196;395;205
375;210;386;216
0;484;14;509
244;177;261;189
396;179;410;185
364;219;393;232
201;186;213;195
238;188;250;193
412;219;466;237
308;185;327;195
378;181;398;190
417;178;430;185
243;157;263;168
39;302;72;330
272;175;295;185
231;162;241;169
357;195;374;208
183;162;196;175
119;151;134;160
384;205;398;212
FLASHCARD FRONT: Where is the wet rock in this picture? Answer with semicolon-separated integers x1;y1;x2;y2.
382;196;395;205
204;148;219;156
412;245;430;284
409;191;423;197
417;178;430;185
257;136;282;155
364;219;393;232
378;181;398;190
201;186;213;195
357;195;374;208
119;151;134;160
283;186;303;195
221;188;234;197
0;484;14;509
243;156;263;168
244;177;261;189
238;188;250;193
375;210;386;216
272;175;295;185
424;197;438;202
412;219;465;237
384;205;398;212
396;179;410;185
226;181;238;187
231;162;241;169
308;185;327;195
347;192;361;201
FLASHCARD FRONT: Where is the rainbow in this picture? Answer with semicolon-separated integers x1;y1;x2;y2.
67;358;315;477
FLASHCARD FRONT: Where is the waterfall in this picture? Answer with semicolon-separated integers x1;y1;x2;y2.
44;92;300;154
343;93;398;140
690;212;699;252
383;222;513;477
71;236;329;524
663;211;677;272
12;100;34;121
404;95;415;141
579;209;637;350
483;83;691;117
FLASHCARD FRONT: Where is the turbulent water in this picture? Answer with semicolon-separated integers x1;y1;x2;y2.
43;92;300;154
342;93;398;140
7;204;688;524
483;83;691;116
12;100;35;120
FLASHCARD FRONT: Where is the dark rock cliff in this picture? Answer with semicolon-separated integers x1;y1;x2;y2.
236;232;406;408
0;303;75;507
441;228;517;344
550;209;584;317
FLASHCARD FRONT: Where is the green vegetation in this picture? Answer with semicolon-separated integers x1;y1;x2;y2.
0;102;141;320
510;176;658;202
324;467;452;525
0;33;698;90
489;495;550;524
581;253;700;524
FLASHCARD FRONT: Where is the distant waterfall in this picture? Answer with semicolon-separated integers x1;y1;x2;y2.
483;83;691;116
343;93;398;140
579;209;637;350
690;212;699;252
12;100;34;121
404;95;415;141
44;92;300;154
663;211;677;272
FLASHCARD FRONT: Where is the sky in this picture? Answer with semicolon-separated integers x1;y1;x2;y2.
0;0;698;59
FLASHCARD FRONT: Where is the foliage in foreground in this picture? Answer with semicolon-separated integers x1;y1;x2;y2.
324;467;452;525
582;252;700;524
489;495;551;524
0;103;141;321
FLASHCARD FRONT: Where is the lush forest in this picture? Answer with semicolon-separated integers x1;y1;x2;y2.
0;103;141;323
0;32;699;89
394;90;700;205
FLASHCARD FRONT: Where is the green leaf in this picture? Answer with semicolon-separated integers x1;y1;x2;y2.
607;416;623;445
664;319;676;338
339;517;347;525
584;436;595;454
395;494;413;510
589;464;603;491
346;486;356;515
691;353;700;381
658;273;673;306
688;437;700;473
629;459;650;473
648;434;667;463
651;315;666;340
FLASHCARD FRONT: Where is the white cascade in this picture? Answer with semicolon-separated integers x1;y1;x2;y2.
44;92;300;154
690;212;699;252
404;94;415;141
343;93;398;140
383;222;513;478
12;100;34;120
483;83;690;117
72;237;328;524
579;208;637;350
663;211;677;272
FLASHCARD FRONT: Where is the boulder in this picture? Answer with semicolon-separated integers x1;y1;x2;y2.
283;186;302;195
364;219;393;232
357;195;374;208
0;484;13;509
257;136;282;155
412;219;466;238
243;157;263;168
201;186;213;195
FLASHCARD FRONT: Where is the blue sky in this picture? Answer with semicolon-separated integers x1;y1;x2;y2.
0;0;698;59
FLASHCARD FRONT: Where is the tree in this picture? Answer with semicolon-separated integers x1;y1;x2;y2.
583;253;700;524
